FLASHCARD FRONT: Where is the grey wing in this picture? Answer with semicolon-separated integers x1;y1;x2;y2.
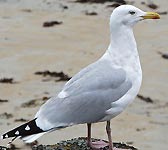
62;59;131;97
64;60;99;87
35;60;132;130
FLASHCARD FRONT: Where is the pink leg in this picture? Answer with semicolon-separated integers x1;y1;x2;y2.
106;121;128;150
87;123;109;149
106;121;113;150
87;123;92;147
87;122;127;150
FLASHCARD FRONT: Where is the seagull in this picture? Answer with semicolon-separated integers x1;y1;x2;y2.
1;5;160;150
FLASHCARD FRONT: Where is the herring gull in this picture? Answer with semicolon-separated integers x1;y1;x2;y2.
1;5;160;150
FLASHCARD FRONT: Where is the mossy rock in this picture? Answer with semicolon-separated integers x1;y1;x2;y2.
0;137;137;150
32;137;138;150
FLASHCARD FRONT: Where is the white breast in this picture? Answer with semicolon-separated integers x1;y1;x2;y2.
100;50;142;122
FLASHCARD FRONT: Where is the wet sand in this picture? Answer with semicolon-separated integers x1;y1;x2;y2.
0;0;168;149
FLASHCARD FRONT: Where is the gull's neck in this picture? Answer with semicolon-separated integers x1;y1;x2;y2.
110;26;137;55
102;25;141;74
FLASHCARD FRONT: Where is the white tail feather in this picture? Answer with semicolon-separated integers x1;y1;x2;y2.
22;132;46;143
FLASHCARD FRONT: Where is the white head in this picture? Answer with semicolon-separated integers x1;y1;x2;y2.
110;5;160;28
107;5;160;59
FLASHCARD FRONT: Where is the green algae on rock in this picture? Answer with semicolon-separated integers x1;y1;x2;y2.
32;137;138;150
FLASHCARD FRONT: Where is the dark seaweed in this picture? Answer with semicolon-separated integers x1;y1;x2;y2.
0;78;15;84
106;3;121;8
0;99;9;103
21;9;32;13
0;112;13;119
137;94;154;103
147;3;158;9
75;0;126;4
158;51;168;59
85;11;98;15
43;21;63;27
35;70;71;82
157;11;168;15
141;1;159;9
21;97;50;108
14;118;29;122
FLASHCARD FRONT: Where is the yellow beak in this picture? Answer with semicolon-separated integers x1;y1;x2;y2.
142;12;160;19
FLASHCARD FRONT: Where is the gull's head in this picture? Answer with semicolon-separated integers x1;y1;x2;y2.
110;5;160;28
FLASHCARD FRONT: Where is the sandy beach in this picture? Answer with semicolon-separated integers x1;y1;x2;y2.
0;0;168;149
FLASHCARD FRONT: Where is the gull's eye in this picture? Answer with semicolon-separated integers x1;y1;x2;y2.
129;11;136;15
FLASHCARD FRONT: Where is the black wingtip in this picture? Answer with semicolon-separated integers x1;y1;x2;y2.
1;118;44;140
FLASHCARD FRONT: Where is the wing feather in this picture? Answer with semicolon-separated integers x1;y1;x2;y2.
35;59;132;130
